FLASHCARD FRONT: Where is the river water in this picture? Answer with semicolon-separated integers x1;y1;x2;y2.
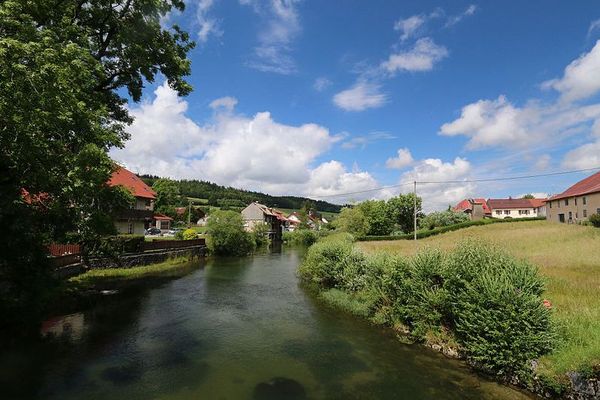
1;247;531;400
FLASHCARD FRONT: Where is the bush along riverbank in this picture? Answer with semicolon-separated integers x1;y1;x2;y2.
297;233;587;397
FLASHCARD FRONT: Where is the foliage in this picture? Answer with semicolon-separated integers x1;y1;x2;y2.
152;178;181;213
83;235;145;264
334;207;370;236
356;200;392;236
0;0;193;333
182;229;197;240
141;175;342;213
283;229;320;246
206;210;255;256
299;237;554;378
252;222;271;247
386;193;424;234
589;213;600;228
522;194;535;199
420;210;469;230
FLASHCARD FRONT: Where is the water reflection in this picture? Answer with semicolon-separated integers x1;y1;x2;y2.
1;248;532;400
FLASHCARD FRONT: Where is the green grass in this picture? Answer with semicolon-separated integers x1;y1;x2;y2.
186;197;209;204
358;220;600;382
69;257;197;286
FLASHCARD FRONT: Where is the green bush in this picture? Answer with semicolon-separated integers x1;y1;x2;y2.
299;237;554;378
589;213;600;227
420;210;469;230
84;235;144;257
206;210;255;256
283;229;319;246
182;228;197;240
252;222;270;247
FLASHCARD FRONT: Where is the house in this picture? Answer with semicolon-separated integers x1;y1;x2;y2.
487;198;546;219
453;198;491;220
241;202;287;240
152;213;173;231
546;171;600;224
107;166;165;235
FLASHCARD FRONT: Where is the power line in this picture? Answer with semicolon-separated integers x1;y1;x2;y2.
308;166;600;199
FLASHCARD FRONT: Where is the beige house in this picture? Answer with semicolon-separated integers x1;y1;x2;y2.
241;202;286;240
487;198;546;219
546;171;600;223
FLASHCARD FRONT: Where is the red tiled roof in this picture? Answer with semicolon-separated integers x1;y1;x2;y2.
487;198;546;209
549;171;600;201
107;167;156;199
153;213;173;221
528;198;547;208
453;198;491;214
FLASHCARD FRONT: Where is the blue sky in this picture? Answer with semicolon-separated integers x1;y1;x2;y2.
111;0;600;210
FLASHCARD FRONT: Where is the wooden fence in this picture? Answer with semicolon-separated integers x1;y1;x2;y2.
48;243;81;256
142;238;206;252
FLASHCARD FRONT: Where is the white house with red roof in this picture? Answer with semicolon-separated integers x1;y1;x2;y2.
487;198;546;219
107;166;172;235
546;171;600;224
453;198;491;220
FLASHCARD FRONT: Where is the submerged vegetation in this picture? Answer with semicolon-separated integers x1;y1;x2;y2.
299;233;555;385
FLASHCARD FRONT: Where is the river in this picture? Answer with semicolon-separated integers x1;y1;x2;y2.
1;247;532;399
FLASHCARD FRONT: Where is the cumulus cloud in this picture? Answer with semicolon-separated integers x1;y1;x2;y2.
401;157;475;211
333;81;388;111
562;141;600;169
313;77;332;91
542;40;600;103
244;0;301;74
209;96;238;111
381;38;448;73
386;148;414;169
110;82;381;201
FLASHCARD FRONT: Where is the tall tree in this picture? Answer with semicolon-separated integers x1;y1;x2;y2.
0;0;194;335
386;193;424;234
153;178;181;213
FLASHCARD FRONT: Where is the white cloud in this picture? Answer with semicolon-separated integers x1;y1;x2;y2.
534;154;551;171
394;15;426;41
589;19;600;36
209;96;238;111
110;82;381;201
333;81;388;111
542;40;600;103
381;37;448;73
341;131;396;149
195;0;222;43
562;140;600;169
386;148;414;169
401;157;475;212
313;77;332;91
445;4;477;27
245;0;301;74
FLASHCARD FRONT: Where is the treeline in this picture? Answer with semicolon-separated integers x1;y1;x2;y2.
140;175;342;212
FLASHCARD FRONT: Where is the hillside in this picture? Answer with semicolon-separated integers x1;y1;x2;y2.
140;175;342;213
358;220;600;382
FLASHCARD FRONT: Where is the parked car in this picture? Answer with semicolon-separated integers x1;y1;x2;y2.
165;228;182;236
145;227;162;236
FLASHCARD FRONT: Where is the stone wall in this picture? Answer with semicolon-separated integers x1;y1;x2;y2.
87;246;206;269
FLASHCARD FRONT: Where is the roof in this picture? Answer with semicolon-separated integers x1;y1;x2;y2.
153;213;173;221
249;202;288;221
487;198;546;209
549;171;600;201
107;167;156;199
453;198;491;214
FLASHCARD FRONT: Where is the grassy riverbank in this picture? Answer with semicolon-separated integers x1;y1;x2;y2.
357;221;600;384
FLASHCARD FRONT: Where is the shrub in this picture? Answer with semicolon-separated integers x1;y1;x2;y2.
206;210;255;256
252;222;270;247
182;229;197;240
589;213;600;227
283;229;319;246
420;210;469;230
298;238;356;289
84;235;144;258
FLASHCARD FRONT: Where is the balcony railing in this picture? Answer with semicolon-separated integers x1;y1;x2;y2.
115;209;154;220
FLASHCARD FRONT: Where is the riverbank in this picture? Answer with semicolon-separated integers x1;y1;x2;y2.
300;227;600;399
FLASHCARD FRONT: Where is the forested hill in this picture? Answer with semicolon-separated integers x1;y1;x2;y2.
140;175;342;213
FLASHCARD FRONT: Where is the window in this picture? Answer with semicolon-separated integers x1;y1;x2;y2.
576;212;578;219
597;208;600;215
504;210;510;215
519;210;530;215
549;201;552;208
568;211;572;220
160;221;170;230
128;223;134;234
583;197;587;205
583;210;587;217
565;199;569;206
495;210;502;215
575;198;578;206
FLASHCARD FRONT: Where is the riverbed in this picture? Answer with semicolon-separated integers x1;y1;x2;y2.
1;248;532;399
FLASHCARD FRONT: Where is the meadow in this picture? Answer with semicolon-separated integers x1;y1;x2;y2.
358;220;600;382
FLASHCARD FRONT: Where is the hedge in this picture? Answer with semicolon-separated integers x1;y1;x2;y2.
357;217;546;242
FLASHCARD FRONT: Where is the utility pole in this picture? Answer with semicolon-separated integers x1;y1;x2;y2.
413;181;417;241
